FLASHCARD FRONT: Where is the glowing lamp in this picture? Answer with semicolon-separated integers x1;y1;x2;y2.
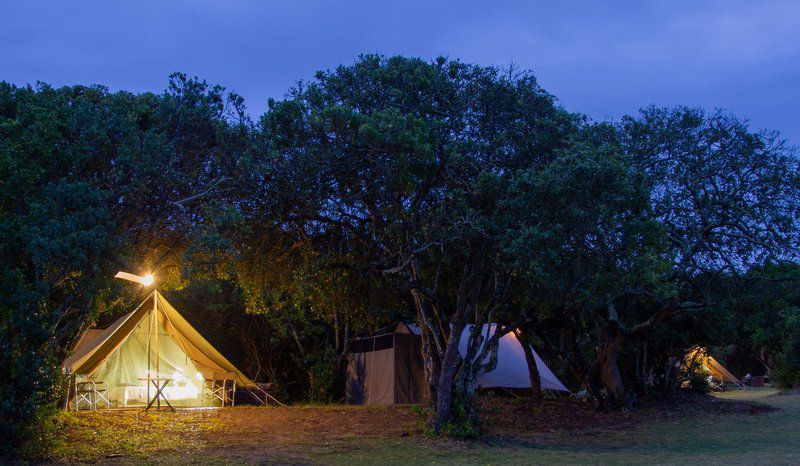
115;271;155;287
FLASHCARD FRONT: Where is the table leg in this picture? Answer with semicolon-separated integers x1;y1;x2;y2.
159;380;175;412
145;382;158;411
144;380;176;412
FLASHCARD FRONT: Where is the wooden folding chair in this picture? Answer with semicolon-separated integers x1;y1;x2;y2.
74;381;110;410
93;381;111;409
75;382;95;410
204;372;237;407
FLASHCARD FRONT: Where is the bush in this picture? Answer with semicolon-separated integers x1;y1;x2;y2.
410;393;483;439
439;392;483;439
17;405;67;460
772;335;800;389
0;297;65;458
773;324;800;389
772;363;800;390
304;347;340;402
679;360;711;394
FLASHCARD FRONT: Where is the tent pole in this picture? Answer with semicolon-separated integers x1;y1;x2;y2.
147;292;151;404
154;290;160;409
154;290;159;377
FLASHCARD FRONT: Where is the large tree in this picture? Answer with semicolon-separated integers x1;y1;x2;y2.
501;124;669;407
0;75;245;450
584;107;800;407
261;55;577;429
503;108;800;409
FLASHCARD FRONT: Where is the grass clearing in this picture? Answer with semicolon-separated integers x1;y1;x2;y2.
42;388;800;464
322;388;799;465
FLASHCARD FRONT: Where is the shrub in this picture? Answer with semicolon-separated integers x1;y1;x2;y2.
679;359;711;394
439;392;483;439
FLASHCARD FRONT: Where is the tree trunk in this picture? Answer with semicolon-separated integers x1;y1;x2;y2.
598;331;628;409
410;288;440;406
434;322;466;430
407;253;486;431
515;329;542;400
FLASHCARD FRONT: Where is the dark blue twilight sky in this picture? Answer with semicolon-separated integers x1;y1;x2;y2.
2;1;798;144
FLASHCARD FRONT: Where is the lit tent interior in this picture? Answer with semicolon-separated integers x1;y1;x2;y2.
346;323;569;405
63;291;263;408
685;346;745;389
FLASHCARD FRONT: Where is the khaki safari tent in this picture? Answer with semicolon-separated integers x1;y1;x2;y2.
63;290;276;410
346;323;569;405
684;346;745;389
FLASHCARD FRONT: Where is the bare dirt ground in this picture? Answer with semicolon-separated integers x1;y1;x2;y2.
194;404;421;463
47;390;785;464
51;404;420;464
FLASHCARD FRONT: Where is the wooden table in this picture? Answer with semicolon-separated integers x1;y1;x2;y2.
139;377;175;412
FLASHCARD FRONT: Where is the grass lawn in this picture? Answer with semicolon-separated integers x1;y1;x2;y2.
45;388;799;465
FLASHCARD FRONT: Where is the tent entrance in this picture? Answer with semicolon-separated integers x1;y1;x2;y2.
84;307;206;407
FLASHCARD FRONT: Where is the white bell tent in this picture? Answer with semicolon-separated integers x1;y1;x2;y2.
458;324;570;392
397;323;569;393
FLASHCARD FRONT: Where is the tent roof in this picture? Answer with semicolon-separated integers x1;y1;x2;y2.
62;291;256;388
396;322;421;335
62;308;140;373
69;328;105;359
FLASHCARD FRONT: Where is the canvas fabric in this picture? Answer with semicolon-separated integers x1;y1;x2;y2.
398;322;570;393
63;291;256;408
347;323;569;405
458;324;570;392
346;347;395;404
86;309;206;407
346;332;426;405
392;333;426;404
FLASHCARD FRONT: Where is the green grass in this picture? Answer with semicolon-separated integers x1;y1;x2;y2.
47;409;222;462
322;388;800;465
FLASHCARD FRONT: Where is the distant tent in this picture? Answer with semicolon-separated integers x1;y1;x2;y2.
345;325;426;405
459;324;570;392
63;291;263;408
346;323;568;405
685;347;744;389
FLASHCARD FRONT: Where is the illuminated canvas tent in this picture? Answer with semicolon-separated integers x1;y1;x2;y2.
685;347;744;389
346;323;568;405
63;291;260;408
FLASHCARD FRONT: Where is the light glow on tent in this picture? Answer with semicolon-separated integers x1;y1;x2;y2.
142;274;154;286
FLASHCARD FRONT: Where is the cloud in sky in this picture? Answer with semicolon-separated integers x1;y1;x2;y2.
2;0;798;143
